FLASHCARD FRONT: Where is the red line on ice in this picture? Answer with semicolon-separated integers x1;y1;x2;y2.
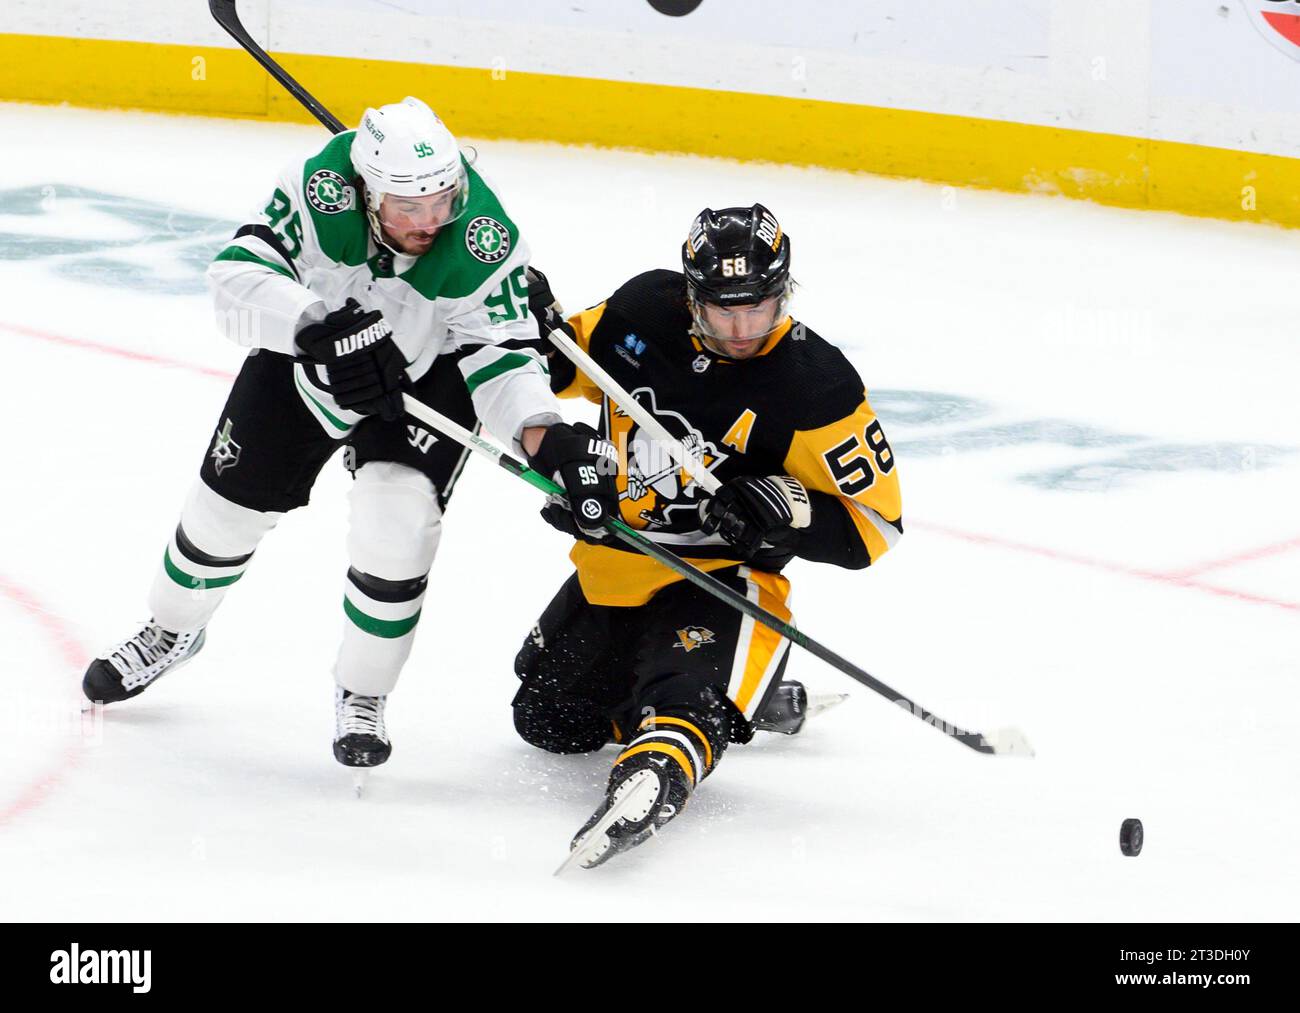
909;521;1300;616
0;575;92;828
1166;535;1300;580
0;320;236;382
9;319;1296;615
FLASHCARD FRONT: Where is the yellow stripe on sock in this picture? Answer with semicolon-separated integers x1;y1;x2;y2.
614;742;695;788
638;715;712;772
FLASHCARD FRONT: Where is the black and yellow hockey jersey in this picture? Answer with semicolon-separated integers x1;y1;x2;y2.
553;269;902;606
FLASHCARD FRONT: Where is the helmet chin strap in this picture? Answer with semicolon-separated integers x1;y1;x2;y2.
698;328;780;359
361;184;403;256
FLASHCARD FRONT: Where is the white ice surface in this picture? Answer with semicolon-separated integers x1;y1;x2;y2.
1;103;1297;921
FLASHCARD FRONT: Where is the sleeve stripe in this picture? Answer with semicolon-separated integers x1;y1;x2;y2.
843;497;904;554
457;336;549;353
213;245;296;280
232;223;300;281
464;351;542;393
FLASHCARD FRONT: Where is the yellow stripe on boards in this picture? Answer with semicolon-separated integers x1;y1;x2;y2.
2;32;1298;227
0;34;267;116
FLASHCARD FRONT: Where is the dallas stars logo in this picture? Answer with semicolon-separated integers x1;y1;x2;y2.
673;626;715;652
464;215;510;263
209;418;241;475
306;169;354;215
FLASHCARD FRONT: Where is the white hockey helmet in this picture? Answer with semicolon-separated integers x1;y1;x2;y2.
350;97;470;236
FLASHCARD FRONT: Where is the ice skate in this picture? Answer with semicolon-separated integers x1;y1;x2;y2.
333;687;391;770
754;680;849;735
558;753;691;873
82;621;206;705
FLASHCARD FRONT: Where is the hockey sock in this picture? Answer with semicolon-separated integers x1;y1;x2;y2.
334;568;427;696
611;708;724;796
147;482;280;632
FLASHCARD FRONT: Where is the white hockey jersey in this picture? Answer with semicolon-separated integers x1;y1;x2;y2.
206;130;559;450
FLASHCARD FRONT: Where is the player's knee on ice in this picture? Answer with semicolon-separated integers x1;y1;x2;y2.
512;681;611;754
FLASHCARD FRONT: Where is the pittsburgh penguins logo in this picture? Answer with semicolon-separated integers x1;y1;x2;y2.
673;626;715;652
615;387;727;529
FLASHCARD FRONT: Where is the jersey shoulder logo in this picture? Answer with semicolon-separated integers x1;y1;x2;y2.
464;215;511;264
306;169;355;215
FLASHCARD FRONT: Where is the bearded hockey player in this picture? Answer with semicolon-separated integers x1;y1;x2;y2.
517;205;903;868
81;97;617;771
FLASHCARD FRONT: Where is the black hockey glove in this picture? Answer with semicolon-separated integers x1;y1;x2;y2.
526;266;577;395
699;475;812;562
527;422;620;542
296;299;408;422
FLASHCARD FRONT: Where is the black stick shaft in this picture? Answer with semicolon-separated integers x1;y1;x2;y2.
209;1;346;135
490;445;999;754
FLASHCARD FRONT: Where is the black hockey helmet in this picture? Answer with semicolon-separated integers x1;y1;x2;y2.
681;204;791;307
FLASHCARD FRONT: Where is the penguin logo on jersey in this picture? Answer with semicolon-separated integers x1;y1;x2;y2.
465;216;511;263
306;169;355;215
209;418;241;475
612;387;727;529
673;626;715;652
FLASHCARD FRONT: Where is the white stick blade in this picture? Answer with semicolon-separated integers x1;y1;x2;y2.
806;692;850;720
984;726;1035;757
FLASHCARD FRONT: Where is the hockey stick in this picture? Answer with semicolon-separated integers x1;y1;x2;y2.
209;0;1031;757
401;393;1031;757
209;0;346;134
543;332;1035;755
548;327;723;495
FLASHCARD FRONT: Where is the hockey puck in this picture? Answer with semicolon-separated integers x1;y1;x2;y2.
1119;818;1143;856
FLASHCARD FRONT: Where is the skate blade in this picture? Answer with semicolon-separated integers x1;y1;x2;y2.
806;692;850;719
554;771;661;876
